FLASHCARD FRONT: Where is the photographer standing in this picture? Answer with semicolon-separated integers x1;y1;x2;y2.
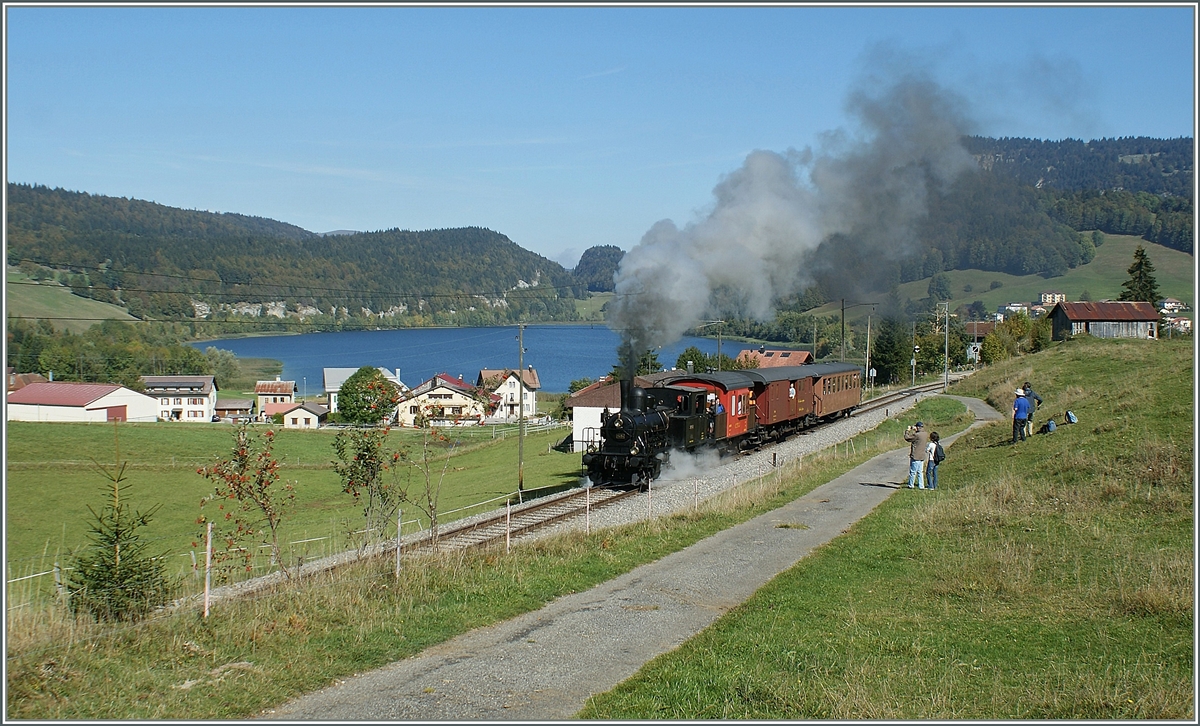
903;421;929;489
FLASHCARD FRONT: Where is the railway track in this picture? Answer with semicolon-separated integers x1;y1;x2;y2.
406;486;641;553
856;376;966;417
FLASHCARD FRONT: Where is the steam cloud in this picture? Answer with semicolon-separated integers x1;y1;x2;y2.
609;72;978;372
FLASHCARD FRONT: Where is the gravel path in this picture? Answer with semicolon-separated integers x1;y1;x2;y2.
265;387;1002;721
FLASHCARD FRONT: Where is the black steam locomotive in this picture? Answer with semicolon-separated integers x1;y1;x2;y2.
582;363;863;488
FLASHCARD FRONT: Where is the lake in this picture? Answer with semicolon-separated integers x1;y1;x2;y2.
195;325;772;394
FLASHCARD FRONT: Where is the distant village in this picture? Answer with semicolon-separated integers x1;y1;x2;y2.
6;294;1187;456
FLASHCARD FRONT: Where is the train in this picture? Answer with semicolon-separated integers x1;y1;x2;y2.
582;362;864;487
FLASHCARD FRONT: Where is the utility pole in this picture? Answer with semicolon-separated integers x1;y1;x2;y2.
841;299;846;362
942;303;950;392
911;321;918;387
517;323;525;502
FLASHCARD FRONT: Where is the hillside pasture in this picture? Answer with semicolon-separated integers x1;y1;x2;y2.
5;268;136;334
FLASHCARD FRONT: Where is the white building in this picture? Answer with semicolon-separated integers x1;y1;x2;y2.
141;375;218;422
280;402;329;429
323;367;407;413
477;367;540;422
399;373;497;427
7;382;159;423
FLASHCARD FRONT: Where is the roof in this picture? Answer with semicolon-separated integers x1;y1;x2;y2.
215;398;254;410
564;374;672;409
263;402;298;416
410;373;482;398
283;402;329;417
1052;301;1160;322
964;321;996;337
7;369;48;392
8;381;123;407
735;349;813;367
255;380;297;395
477;367;541;390
324;367;407;393
141;375;217;394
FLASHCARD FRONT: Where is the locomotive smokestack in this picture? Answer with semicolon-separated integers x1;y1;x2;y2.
620;377;631;412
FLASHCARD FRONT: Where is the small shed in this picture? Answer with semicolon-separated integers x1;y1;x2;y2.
1048;301;1160;341
281;402;329;429
215;399;255;421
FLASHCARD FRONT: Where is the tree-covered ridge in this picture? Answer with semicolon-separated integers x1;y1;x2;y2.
7;184;583;325
963;136;1193;198
573;245;625;292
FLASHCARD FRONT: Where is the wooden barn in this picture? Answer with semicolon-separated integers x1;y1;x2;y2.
1048;301;1160;341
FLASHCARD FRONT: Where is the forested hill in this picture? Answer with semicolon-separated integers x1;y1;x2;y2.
7;183;582;325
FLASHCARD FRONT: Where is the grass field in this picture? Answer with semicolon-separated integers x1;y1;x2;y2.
5;268;136;334
580;335;1193;719
5;422;580;591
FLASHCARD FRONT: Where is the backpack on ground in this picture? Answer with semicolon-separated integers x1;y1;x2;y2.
1039;419;1056;434
933;442;946;464
1065;410;1078;424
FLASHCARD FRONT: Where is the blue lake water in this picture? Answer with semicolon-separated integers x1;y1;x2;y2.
195;325;761;394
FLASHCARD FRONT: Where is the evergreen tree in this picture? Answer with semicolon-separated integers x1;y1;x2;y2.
869;316;908;385
1118;245;1161;304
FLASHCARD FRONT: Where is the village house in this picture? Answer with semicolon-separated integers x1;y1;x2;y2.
214;398;255;422
6;368;48;393
255;377;297;419
1159;297;1188;313
476;367;540;422
280;401;329;429
141;375;219;422
1048;301;1160;341
735;348;812;368
1162;315;1192;335
323;367;408;413
7;381;159;423
398;373;498;427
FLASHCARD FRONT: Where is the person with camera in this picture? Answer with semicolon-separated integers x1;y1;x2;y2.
903;421;929;489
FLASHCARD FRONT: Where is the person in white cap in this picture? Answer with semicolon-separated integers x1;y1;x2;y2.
903;421;929;488
1012;388;1031;443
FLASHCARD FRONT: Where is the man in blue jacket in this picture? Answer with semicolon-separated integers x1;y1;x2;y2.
1012;388;1031;443
1022;381;1043;438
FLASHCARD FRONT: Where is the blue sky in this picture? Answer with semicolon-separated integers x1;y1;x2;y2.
5;4;1195;268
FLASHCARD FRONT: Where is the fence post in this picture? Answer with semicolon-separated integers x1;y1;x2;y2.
506;499;511;554
203;521;212;619
394;508;402;580
53;562;64;599
647;481;652;520
190;550;198;579
585;486;590;535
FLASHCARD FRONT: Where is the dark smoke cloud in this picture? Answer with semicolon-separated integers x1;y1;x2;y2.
609;70;977;370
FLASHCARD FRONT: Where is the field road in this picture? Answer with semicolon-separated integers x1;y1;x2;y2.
264;395;1005;721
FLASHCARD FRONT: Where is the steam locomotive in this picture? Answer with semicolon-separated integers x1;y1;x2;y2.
582;362;863;488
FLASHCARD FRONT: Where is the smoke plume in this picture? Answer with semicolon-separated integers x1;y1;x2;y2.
609;72;977;372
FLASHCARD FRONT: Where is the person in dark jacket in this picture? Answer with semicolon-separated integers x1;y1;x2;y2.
1012;388;1031;443
1022;381;1043;438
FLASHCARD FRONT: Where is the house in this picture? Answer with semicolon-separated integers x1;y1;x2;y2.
214;398;255;421
255;377;297;416
141;375;219;422
477;367;540;422
280;402;329;429
261;402;298;422
562;372;678;454
1162;316;1192;334
735;348;812;368
1048;301;1160;341
7;368;48;393
398;373;498;427
1039;291;1068;306
323;367;408;413
6;382;159;423
1159;297;1187;313
998;302;1031;318
964;321;996;340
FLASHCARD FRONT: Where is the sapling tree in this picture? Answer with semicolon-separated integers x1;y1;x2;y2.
398;402;459;549
332;426;407;555
69;423;174;622
197;424;295;580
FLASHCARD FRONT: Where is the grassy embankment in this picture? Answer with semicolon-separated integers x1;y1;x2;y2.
581;335;1193;719
5;394;973;719
5;268;136;334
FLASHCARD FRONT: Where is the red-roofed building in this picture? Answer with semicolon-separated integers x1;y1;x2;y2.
1048;301;1160;341
6;382;159;423
477;366;541;422
399;373;497;427
735;348;812;368
6;367;48;393
255;377;297;416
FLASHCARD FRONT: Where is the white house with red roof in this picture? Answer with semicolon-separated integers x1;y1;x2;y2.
255;377;297;420
6;382;159;423
398;373;498;427
476;366;540;422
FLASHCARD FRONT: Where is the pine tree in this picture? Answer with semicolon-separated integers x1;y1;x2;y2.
1118;245;1161;304
69;427;174;622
